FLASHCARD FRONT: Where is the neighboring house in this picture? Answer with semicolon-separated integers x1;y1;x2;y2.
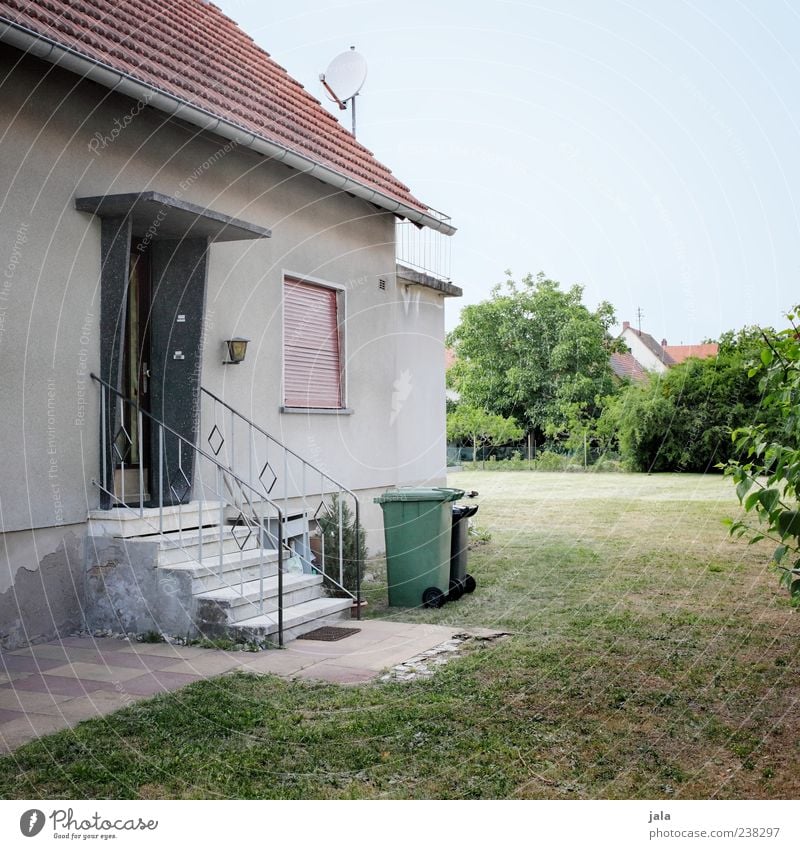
616;320;718;381
0;0;460;648
444;346;459;402
619;321;677;374
661;342;720;365
609;351;648;384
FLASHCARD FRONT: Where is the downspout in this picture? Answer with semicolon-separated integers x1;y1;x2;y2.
0;20;457;236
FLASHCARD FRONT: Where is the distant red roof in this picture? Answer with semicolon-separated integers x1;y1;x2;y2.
663;343;719;364
610;352;648;383
0;0;429;214
444;348;456;370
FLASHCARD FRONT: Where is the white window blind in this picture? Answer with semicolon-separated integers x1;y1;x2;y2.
284;279;342;408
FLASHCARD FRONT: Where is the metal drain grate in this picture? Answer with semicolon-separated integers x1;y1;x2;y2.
297;626;361;642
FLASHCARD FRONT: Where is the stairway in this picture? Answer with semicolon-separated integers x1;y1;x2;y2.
86;502;353;644
89;374;361;646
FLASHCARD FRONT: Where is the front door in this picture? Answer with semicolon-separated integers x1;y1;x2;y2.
113;248;152;503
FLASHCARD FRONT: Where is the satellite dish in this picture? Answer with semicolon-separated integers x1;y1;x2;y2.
321;47;368;104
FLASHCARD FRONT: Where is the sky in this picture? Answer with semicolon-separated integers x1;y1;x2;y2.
217;0;800;344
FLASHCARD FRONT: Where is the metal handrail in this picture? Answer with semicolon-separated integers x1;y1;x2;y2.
200;386;361;616
200;387;358;499
90;373;288;645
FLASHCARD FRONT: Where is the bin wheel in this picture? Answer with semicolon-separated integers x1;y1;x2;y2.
464;574;477;594
449;579;464;601
422;587;445;609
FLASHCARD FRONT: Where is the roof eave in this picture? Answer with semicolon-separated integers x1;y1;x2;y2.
0;20;457;237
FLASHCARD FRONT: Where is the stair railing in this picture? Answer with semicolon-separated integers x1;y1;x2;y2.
200;387;362;617
91;373;290;645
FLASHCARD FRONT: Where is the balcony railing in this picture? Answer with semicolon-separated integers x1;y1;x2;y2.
396;209;452;282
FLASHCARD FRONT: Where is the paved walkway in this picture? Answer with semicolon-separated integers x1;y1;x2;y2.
0;621;490;754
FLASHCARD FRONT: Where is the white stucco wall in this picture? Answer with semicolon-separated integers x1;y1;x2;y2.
0;48;450;549
620;327;669;374
0;54;102;535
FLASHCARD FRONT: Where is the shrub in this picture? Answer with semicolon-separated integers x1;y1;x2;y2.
723;309;800;597
316;493;367;598
605;326;776;472
534;450;572;471
457;450;623;472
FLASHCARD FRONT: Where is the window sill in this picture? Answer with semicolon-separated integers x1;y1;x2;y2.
280;406;354;416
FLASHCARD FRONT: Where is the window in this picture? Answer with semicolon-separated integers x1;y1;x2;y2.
283;278;343;409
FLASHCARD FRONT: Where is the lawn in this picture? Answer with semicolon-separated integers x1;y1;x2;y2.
1;471;797;799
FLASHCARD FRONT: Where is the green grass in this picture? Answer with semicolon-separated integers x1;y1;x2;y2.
1;471;798;799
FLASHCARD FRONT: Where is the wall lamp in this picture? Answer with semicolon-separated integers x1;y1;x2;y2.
223;337;249;364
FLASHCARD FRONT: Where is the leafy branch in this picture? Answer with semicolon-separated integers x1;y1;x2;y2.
722;307;800;597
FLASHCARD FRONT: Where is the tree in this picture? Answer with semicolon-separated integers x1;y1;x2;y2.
602;325;775;472
723;308;800;596
316;493;366;597
446;405;524;462
446;272;621;442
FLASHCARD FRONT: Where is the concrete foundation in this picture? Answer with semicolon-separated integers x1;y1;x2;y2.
0;525;86;650
84;536;195;638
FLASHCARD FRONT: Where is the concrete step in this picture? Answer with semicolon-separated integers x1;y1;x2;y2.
154;525;263;565
231;596;353;642
196;572;325;623
161;548;284;592
87;501;225;538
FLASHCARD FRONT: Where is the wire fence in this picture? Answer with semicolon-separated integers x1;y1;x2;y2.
447;442;622;471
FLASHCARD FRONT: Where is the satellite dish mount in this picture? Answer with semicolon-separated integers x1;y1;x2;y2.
320;46;368;137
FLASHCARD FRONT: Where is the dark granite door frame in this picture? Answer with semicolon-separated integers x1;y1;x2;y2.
79;192;270;509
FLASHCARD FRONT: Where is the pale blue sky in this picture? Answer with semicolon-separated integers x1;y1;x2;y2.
217;0;799;343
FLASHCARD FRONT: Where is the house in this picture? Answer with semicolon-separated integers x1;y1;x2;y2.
619;321;678;374
444;346;460;403
609;351;648;384
660;342;720;365
615;320;718;382
0;0;461;649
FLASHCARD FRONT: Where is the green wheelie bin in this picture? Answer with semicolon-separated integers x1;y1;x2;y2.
375;487;464;608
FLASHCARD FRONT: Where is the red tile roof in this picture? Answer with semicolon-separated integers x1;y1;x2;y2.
663;343;719;364
610;352;648;383
0;0;429;214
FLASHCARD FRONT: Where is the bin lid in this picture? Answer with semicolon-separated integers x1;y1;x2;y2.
374;487;465;504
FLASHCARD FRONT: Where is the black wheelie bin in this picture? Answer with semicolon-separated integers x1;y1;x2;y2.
449;503;478;600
